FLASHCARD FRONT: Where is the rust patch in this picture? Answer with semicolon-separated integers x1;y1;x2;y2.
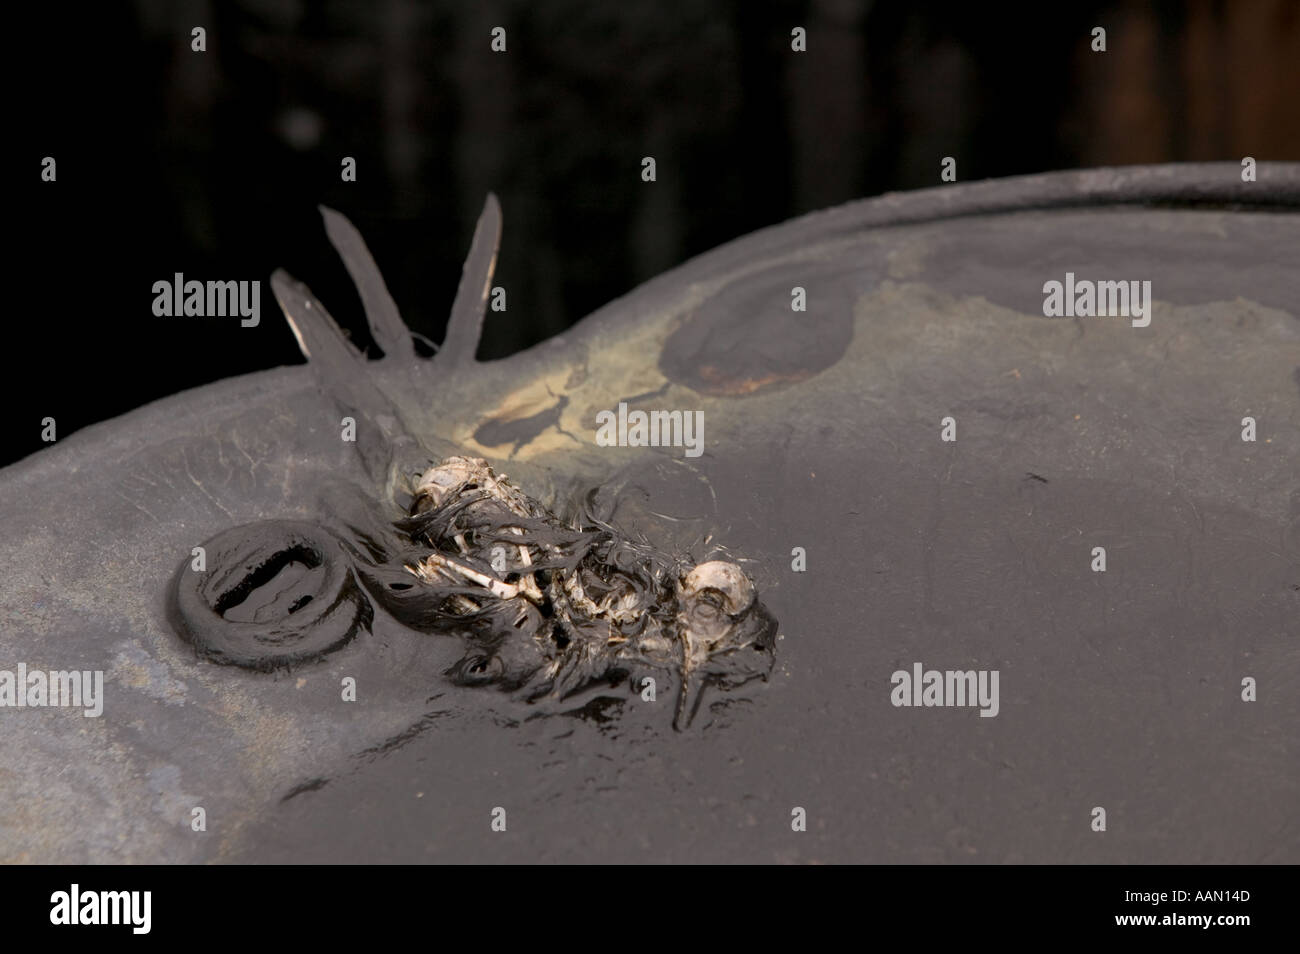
696;365;814;396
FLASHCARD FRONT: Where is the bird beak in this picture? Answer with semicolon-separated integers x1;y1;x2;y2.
673;667;708;731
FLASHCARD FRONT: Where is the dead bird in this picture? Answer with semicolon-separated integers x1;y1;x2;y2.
165;197;778;731
382;456;776;728
172;454;776;728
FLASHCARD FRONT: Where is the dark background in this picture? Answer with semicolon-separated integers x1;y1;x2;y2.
10;0;1299;466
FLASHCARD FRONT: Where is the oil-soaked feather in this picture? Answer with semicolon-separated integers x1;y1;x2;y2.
319;206;412;359
271;269;419;485
437;193;501;368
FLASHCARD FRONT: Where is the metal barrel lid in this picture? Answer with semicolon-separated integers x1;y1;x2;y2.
0;163;1296;863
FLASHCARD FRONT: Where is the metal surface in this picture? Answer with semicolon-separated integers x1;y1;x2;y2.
1;163;1296;863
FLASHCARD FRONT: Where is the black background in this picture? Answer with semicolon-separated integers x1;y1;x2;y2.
9;0;1299;466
